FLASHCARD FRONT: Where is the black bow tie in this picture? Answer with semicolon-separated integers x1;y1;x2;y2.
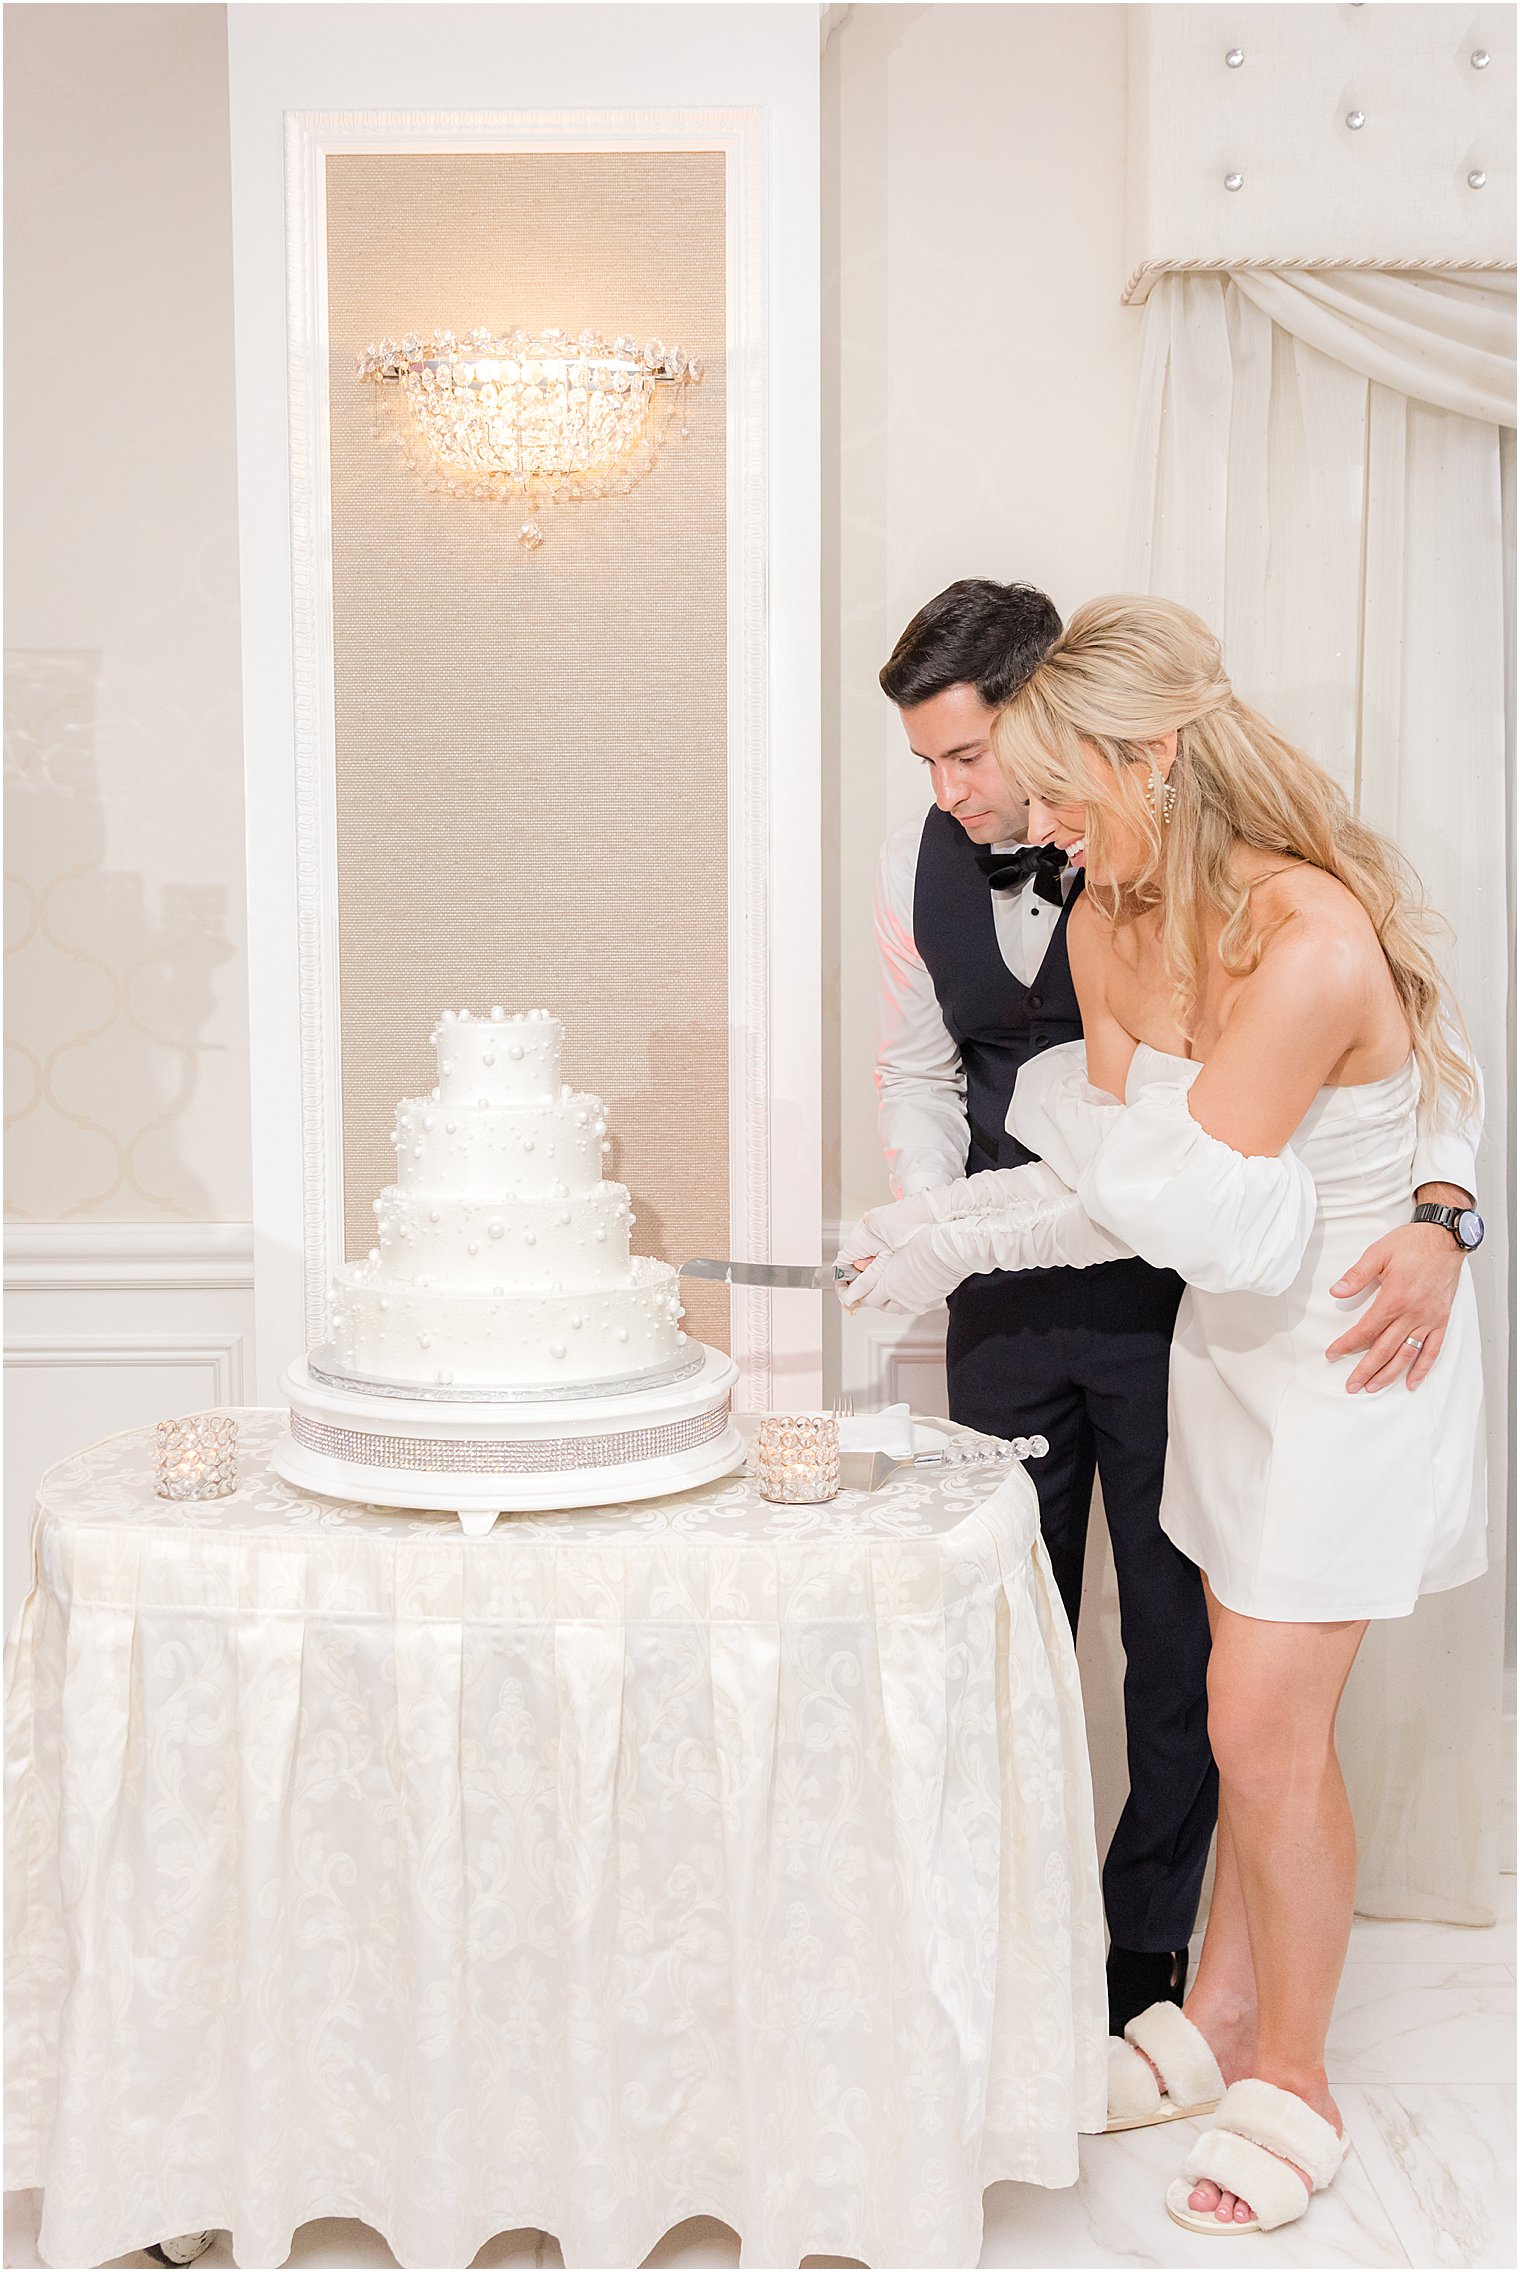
974;842;1069;905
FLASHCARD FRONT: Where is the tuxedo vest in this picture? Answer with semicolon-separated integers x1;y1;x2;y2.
911;804;1181;1331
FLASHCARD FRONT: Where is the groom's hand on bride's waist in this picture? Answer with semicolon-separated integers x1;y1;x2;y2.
1326;1213;1467;1393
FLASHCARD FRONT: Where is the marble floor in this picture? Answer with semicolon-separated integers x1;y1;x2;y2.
6;1879;1513;2272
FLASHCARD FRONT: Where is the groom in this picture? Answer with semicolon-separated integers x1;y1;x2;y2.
864;580;1207;2034
856;578;1478;2035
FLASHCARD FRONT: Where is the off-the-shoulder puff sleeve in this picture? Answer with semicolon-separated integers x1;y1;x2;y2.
1008;1042;1318;1297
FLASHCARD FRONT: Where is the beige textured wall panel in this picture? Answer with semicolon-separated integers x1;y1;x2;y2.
325;151;729;1347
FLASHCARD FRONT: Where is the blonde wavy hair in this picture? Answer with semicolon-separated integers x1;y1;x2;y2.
991;595;1476;1120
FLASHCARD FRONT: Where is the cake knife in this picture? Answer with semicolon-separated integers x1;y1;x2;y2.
680;1258;860;1289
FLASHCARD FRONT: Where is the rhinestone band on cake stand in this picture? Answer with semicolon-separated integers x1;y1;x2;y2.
273;1343;745;1534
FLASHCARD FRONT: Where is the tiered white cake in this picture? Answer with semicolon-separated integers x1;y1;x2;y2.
328;1007;687;1390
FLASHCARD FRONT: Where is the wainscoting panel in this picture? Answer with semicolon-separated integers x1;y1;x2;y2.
3;1225;255;1626
827;1221;951;1415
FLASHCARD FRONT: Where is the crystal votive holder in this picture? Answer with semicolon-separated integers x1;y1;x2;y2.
154;1414;238;1501
754;1413;841;1505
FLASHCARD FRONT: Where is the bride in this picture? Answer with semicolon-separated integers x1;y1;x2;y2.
844;596;1487;2236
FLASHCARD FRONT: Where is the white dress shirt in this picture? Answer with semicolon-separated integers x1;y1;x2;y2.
872;812;1481;1204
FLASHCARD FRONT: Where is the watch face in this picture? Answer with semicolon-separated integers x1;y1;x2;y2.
1458;1210;1485;1250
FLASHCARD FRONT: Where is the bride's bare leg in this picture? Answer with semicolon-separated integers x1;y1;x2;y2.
1182;1789;1258;2077
1187;1584;1365;2224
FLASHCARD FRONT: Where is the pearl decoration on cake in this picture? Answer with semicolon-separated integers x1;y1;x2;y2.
418;1332;432;1347
1346;109;1365;130
1472;49;1490;69
490;1005;506;1020
549;1343;566;1360
1468;169;1487;188
1225;46;1244;67
332;1007;684;1390
1224;171;1244;190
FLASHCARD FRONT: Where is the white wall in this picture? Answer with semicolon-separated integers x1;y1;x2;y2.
4;2;250;1224
822;0;1144;1438
824;1;1144;1244
3;4;254;1620
822;1;1143;1851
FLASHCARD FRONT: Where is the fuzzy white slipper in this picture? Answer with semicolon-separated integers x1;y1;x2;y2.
1105;2000;1225;2133
1164;2078;1348;2234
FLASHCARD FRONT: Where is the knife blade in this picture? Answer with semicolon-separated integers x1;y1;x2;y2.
679;1258;859;1289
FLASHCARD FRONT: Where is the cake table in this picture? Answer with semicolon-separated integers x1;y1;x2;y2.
5;1409;1106;2270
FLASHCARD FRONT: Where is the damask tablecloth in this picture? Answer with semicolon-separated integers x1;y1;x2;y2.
5;1410;1106;2270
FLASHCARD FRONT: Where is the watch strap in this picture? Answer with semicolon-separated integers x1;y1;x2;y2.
1413;1201;1481;1249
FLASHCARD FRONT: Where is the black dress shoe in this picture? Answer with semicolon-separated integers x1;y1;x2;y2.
1107;1943;1188;2036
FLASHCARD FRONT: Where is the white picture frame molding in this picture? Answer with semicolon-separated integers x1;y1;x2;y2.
233;37;822;1412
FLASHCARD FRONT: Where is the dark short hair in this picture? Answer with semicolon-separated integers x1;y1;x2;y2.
878;579;1063;710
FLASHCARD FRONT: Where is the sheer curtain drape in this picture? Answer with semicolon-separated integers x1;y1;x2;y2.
1125;269;1515;1922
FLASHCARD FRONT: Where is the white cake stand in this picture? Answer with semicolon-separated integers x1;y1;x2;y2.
272;1342;745;1535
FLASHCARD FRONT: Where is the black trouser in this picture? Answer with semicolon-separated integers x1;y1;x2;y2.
946;1266;1217;1954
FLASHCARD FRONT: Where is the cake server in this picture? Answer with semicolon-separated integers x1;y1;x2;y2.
679;1258;859;1289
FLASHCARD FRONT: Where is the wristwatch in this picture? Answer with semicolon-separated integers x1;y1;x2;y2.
1412;1201;1485;1252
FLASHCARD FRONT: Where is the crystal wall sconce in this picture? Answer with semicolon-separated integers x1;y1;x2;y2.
357;325;704;550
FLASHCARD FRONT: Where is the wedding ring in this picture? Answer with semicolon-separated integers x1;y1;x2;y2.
1405;1335;1424;1348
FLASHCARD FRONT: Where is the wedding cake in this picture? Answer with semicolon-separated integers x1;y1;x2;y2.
329;1007;686;1390
273;1007;744;1530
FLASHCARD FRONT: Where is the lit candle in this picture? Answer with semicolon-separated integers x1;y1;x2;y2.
154;1414;239;1501
754;1414;840;1505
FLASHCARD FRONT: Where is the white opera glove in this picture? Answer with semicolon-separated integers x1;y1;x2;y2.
1078;1084;1317;1295
843;1183;1133;1314
863;1160;1073;1249
858;1190;945;1251
841;1226;971;1314
929;1187;1134;1277
834;1218;878;1274
1010;1041;1123;1184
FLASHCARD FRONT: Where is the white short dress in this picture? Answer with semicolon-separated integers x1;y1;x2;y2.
1010;1041;1488;1623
